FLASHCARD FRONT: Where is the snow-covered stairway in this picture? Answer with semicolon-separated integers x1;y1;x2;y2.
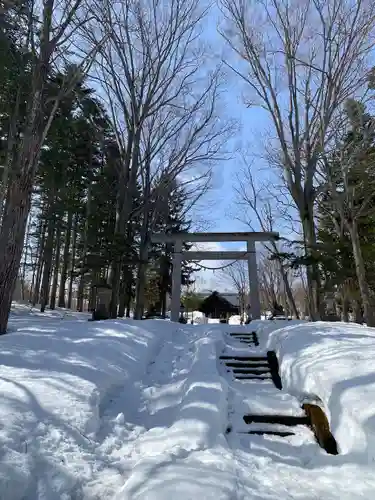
228;330;259;346
221;330;316;444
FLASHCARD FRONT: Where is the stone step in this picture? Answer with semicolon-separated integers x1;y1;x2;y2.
229;331;259;346
233;368;270;374
243;414;310;426
225;361;269;368
232;337;257;341
220;356;267;361
229;332;257;336
240;430;295;437
234;375;272;380
230;333;255;337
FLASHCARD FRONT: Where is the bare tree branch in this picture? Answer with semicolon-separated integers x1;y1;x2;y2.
220;0;375;319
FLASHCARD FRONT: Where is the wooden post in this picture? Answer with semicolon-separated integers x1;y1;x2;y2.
171;240;182;322
247;240;261;319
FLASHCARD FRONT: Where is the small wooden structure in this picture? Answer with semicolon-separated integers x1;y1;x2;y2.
199;291;239;319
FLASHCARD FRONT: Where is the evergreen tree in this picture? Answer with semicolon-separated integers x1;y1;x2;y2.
145;178;198;315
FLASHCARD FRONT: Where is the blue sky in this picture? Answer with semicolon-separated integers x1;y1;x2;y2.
190;19;274;290
188;5;295;291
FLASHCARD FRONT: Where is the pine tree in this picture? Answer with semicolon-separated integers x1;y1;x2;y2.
145;178;198;316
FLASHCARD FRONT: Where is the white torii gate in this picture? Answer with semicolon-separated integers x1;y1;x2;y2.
150;231;279;322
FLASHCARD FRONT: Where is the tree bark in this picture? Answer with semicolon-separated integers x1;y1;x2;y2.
353;299;363;324
21;220;32;301
301;209;321;321
77;276;85;312
40;207;56;313
0;86;21;222
77;183;92;312
68;215;78;309
134;246;149;319
49;224;61;310
0;175;33;333
0;26;55;331
32;228;46;306
58;211;73;308
277;258;299;319
347;220;375;326
110;127;142;318
118;292;126;318
341;295;350;322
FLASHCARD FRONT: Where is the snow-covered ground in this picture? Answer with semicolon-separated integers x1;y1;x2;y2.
1;307;375;499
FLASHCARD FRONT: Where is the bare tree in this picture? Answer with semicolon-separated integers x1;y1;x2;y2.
88;0;231;317
220;0;375;320
233;163;300;317
258;254;280;311
218;260;249;317
0;0;102;333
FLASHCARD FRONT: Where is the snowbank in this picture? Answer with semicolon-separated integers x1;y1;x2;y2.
114;326;229;499
267;321;375;459
0;308;232;500
0;311;176;500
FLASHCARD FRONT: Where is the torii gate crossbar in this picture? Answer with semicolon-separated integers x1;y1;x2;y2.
150;231;279;322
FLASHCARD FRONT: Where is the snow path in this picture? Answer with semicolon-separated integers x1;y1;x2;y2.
111;327;239;500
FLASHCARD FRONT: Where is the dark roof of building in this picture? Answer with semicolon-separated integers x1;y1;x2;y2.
220;293;240;307
197;291;241;307
198;291;240;316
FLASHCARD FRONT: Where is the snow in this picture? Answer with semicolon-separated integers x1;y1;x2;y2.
1;307;375;499
267;321;375;460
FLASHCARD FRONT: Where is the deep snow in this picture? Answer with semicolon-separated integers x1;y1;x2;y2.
1;308;375;499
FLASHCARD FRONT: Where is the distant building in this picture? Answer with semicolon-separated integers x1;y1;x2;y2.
198;291;240;319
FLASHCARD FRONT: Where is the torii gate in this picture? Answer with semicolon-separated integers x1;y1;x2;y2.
150;231;279;322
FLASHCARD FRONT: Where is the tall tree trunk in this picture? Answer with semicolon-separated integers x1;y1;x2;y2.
40;207;56;313
118;264;129;318
68;215;78;309
49;224;62;310
21;220;32;301
0;87;21;222
30;252;37;302
277;260;299;319
134;238;149;319
0;174;33;332
341;295;350;322
353;299;363;324
77;185;92;312
58;211;73;307
89;270;99;312
32;238;45;306
109;213;125;317
31;213;47;305
160;251;170;318
301;211;321;321
110;128;141;318
77;276;85;312
125;276;133;317
0;50;51;332
118;285;126;318
347;221;375;326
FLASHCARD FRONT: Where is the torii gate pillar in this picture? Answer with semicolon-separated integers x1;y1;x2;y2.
171;240;183;322
247;239;261;320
